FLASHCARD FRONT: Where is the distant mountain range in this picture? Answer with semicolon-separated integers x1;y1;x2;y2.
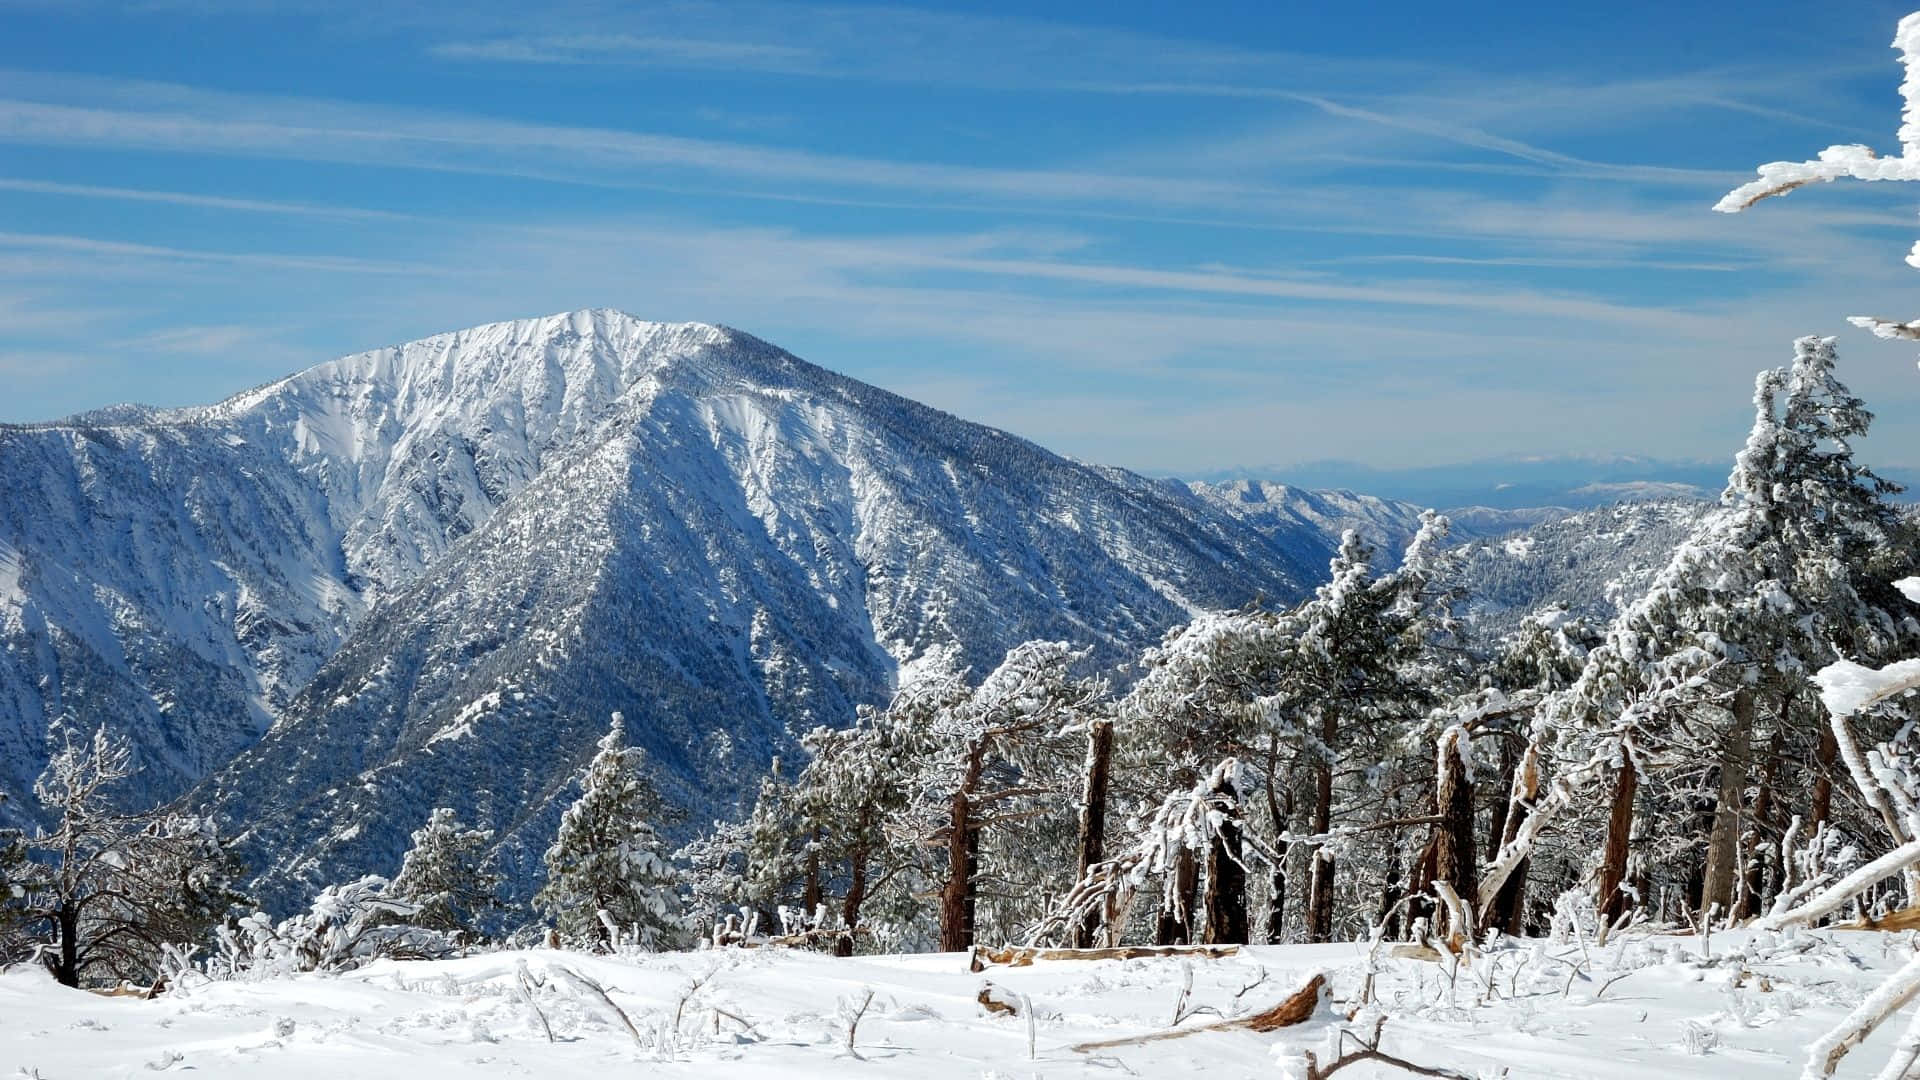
1;310;1355;909
1183;480;1560;569
1184;456;1751;511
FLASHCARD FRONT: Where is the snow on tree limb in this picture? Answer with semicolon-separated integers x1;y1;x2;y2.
1751;837;1920;929
1847;315;1920;341
1715;14;1920;213
1803;952;1920;1078
1814;657;1920;717
1716;12;1920;340
1713;145;1920;214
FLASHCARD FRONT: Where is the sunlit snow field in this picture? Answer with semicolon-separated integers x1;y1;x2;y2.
5;931;1914;1078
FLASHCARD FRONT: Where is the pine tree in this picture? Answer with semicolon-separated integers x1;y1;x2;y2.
390;807;502;938
1277;521;1449;943
535;713;685;951
1542;337;1918;925
912;641;1104;952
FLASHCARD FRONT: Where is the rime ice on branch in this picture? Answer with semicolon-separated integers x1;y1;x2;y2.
1715;12;1920;340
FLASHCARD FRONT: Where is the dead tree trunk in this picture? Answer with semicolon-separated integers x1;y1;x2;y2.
1070;719;1114;948
1597;751;1638;923
1374;847;1405;939
1491;741;1541;935
1156;850;1199;945
1266;865;1287;943
1405;838;1437;938
1433;727;1478;921
1701;687;1755;921
1485;735;1516;865
1202;771;1249;945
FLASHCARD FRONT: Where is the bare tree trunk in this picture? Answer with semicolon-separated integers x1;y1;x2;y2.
1306;708;1337;943
1260;734;1291;944
1266;864;1287;944
1492;741;1541;936
1405;838;1437;937
1202;771;1248;945
802;825;823;920
1433;728;1478;915
839;827;869;958
1701;687;1755;921
1597;753;1638;923
1486;735;1516;864
1812;721;1838;834
54;902;80;987
1071;719;1114;948
1374;847;1405;939
939;745;985;953
1156;850;1199;945
1742;725;1785;919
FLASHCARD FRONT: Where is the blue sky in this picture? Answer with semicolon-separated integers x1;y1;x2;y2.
7;1;1920;474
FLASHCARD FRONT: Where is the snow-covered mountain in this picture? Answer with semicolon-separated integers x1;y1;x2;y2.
1446;499;1711;633
1187;479;1558;567
0;310;1329;908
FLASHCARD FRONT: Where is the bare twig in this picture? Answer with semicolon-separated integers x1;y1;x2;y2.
551;965;642;1047
514;960;554;1043
841;988;876;1060
1300;1016;1475;1079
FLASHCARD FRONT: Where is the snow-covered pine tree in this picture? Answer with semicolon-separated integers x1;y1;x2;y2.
1275;521;1449;943
389;807;503;938
787;710;929;953
1111;515;1453;947
1121;605;1287;944
534;713;685;951
1538;337;1916;926
900;641;1105;952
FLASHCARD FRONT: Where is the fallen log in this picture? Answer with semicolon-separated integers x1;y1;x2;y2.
1844;904;1920;933
1070;971;1326;1051
970;943;1239;972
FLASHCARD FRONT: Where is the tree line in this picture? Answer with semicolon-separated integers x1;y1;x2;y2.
689;334;1920;955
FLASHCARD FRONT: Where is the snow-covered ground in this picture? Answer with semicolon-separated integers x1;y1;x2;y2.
5;930;1917;1078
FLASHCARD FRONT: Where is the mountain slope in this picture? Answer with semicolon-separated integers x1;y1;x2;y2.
0;310;1323;908
0;316;753;817
1445;499;1711;633
1187;479;1560;567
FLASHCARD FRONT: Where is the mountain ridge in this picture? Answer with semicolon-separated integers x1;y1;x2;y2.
0;309;1339;910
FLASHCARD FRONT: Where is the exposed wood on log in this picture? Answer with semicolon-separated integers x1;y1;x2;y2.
1069;972;1326;1051
969;943;1240;971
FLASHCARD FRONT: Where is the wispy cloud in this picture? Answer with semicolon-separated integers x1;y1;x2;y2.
0;231;452;275
430;34;815;67
0;90;1272;211
0;177;413;220
118;323;275;353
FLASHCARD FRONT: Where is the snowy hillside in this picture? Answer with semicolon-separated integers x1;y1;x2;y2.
4;931;1911;1078
1446;500;1710;632
0;309;1325;904
1187;479;1557;568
